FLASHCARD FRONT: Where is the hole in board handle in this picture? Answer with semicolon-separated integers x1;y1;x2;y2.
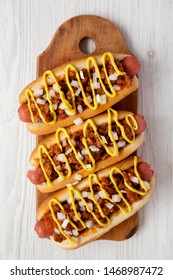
79;37;96;54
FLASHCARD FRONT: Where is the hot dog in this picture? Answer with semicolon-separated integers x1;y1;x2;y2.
18;52;140;135
35;156;155;250
27;108;146;193
121;55;141;77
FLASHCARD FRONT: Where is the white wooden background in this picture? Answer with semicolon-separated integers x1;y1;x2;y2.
0;0;173;260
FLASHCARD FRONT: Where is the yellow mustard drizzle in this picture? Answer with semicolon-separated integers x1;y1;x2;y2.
69;179;110;228
26;88;56;124
48;156;149;243
55;128;96;173
38;108;138;187
26;52;125;124
38;144;72;186
48;198;76;244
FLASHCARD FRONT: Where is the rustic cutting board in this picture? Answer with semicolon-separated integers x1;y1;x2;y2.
36;15;138;241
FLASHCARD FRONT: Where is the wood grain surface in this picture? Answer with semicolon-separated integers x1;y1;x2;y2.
0;0;173;260
36;15;139;243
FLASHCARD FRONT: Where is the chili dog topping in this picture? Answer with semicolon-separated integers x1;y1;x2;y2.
35;156;153;243
19;53;138;124
28;109;144;187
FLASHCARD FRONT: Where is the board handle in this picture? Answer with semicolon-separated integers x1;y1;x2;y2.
37;15;130;77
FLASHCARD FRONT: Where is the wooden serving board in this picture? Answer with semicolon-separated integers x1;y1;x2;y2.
36;15;138;241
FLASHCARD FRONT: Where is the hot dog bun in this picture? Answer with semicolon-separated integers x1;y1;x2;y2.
19;53;139;135
36;156;155;250
28;110;145;193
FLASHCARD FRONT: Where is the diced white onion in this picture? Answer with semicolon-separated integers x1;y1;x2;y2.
71;138;76;146
78;201;85;207
112;131;118;141
80;206;86;212
74;88;81;96
66;183;72;188
61;219;69;229
77;212;82;217
49;89;55;97
67;196;71;204
63;163;67;169
130;176;139;184
53;83;58;92
108;146;115;153
93;82;100;89
65;148;73;155
74;193;79;200
54;228;60;235
96;94;102;104
57;176;64;182
73;216;78;222
72;229;79;236
43;94;47;100
94;193;100;201
72;181;79;186
73;117;83;126
77;105;83;114
98;191;105;199
59;102;66;110
93;72;98;83
113;84;121;91
121;190;126;193
89;145;100;152
82;191;91;200
57;212;66;220
34;88;43;97
74;173;82;181
109;72;118;81
100;94;107;104
63;230;72;235
81;148;88;155
86;95;93;103
65;110;75;116
57;153;66;162
79;70;84;79
117;141;126;148
53;104;58;110
85;164;92;169
82;191;90;198
86;220;93;228
62;139;67;147
112;194;121;203
100;135;107;144
105;202;114;209
77;152;84;160
87;202;93;211
36;98;46;105
143;181;150;190
46;76;53;85
71;80;79;88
